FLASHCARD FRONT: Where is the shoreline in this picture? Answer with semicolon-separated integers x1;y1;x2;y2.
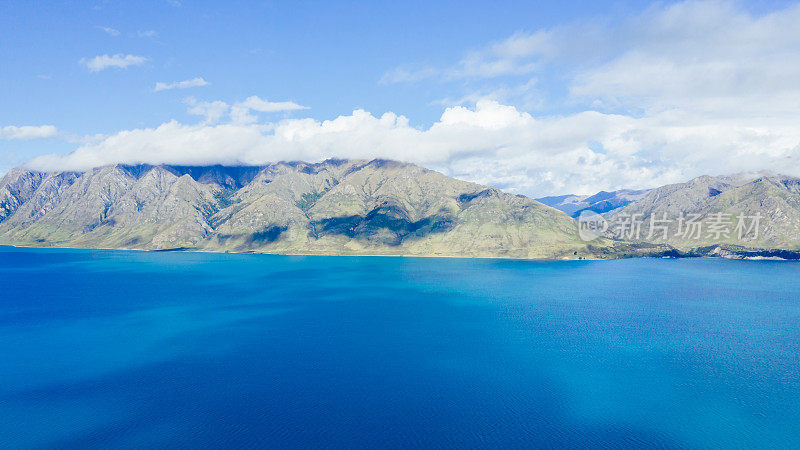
2;242;798;262
0;242;595;261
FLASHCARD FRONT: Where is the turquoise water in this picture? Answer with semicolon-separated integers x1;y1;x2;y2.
1;247;799;448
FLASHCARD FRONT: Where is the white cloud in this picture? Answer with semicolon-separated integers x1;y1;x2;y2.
137;30;157;38
383;0;800;120
239;96;308;113
180;95;307;124
382;30;556;83
26;99;800;195
1;125;58;140
451;31;552;79
568;1;800;119
154;77;209;92
184;97;229;124
230;96;309;124
100;26;120;37
81;54;148;72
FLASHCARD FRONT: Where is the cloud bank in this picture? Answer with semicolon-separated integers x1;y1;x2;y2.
27;99;800;195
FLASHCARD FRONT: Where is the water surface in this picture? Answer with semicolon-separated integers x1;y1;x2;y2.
1;247;799;448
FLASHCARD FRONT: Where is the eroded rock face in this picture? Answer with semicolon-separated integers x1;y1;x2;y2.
0;159;594;258
0;168;45;223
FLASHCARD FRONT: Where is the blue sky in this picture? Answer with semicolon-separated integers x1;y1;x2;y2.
2;0;800;195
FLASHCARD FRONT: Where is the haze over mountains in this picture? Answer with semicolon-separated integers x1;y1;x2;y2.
1;159;798;259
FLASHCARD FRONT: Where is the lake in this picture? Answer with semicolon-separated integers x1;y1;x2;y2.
1;246;799;448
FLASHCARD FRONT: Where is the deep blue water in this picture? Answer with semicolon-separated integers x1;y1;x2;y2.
1;247;799;448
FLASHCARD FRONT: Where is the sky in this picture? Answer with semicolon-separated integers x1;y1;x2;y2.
2;0;800;196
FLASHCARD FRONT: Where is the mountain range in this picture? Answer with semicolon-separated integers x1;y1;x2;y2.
0;159;609;259
1;159;798;259
536;189;650;218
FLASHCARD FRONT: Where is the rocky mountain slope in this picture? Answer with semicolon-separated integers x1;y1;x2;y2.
603;174;800;251
0;159;605;258
536;172;800;257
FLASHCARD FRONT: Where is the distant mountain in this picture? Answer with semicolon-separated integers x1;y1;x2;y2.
605;174;800;252
0;159;605;259
537;189;650;217
534;172;800;257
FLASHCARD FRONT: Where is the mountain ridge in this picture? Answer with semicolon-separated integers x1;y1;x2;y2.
0;159;610;259
3;160;799;259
